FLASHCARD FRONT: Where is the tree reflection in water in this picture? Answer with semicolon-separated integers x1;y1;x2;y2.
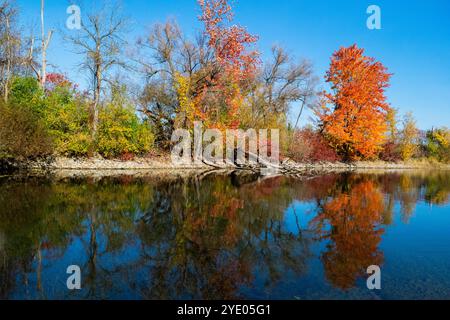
310;178;385;290
0;170;449;299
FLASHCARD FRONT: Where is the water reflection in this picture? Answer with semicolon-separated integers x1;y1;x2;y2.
0;170;449;299
311;179;385;290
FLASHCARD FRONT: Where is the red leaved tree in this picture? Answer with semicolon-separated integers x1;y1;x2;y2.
318;44;392;161
197;0;259;129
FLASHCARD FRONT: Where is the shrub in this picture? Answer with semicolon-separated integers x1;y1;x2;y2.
0;101;53;160
379;141;401;162
43;86;92;157
96;103;154;158
425;128;450;163
288;128;340;162
9;77;45;114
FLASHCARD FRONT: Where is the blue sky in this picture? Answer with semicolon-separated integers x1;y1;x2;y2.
16;0;450;129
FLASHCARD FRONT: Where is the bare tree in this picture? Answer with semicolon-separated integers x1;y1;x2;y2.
247;46;318;129
0;0;20;102
22;0;53;88
65;4;128;136
39;0;52;86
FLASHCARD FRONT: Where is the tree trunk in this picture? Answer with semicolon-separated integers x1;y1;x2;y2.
41;0;46;86
92;67;101;137
40;0;52;87
4;16;11;102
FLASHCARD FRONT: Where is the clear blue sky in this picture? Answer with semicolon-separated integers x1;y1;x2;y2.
16;0;450;129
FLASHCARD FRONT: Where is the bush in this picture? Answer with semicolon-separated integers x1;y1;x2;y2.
379;141;401;162
288;128;340;162
425;128;450;163
96;103;154;158
0;101;53;160
9;77;45;114
43;85;92;157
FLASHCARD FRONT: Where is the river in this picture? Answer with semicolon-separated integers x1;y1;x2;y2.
0;170;449;299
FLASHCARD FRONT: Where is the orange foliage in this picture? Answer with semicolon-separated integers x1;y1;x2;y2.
318;44;392;160
199;0;259;80
45;73;76;91
312;180;385;289
198;0;260;129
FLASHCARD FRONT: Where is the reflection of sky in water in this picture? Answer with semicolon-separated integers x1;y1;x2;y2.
251;199;450;300
1;172;450;300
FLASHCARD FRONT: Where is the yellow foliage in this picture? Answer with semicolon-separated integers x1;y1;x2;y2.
97;104;154;158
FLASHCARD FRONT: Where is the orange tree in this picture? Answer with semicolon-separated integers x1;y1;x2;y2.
196;0;260;130
317;44;392;161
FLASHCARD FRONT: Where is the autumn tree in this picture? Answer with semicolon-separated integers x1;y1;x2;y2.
137;0;260;146
399;112;419;161
193;0;260;129
318;44;392;161
137;1;317;150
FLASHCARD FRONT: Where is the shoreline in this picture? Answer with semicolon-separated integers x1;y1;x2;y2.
29;157;450;171
1;156;449;177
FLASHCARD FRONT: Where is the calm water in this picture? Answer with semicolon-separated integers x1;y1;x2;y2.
0;170;449;300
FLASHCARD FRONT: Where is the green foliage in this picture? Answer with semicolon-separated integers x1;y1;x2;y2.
0;76;157;161
425;128;450;163
0;101;53;160
0;77;53;161
43;86;92;157
9;77;45;114
96;103;154;158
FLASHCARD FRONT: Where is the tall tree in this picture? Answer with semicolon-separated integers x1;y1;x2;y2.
65;4;128;136
0;0;20;102
26;0;53;88
39;0;52;87
196;0;260;129
318;44;392;161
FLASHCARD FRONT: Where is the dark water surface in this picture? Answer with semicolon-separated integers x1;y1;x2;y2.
0;170;449;300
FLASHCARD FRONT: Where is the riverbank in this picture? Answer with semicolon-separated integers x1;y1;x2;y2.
1;156;449;175
25;156;450;171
